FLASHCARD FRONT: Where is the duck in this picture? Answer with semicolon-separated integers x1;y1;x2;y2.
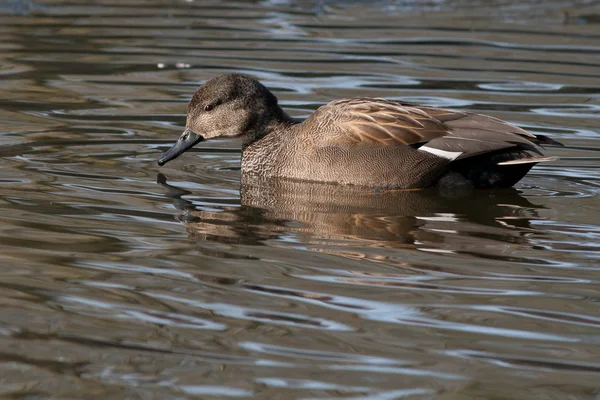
158;73;562;189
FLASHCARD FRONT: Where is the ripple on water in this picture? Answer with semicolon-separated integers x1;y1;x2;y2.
1;0;600;398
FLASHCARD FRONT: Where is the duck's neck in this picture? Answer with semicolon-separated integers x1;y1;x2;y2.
241;108;300;177
241;108;299;150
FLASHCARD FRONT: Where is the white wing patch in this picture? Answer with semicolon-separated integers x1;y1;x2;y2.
418;145;463;161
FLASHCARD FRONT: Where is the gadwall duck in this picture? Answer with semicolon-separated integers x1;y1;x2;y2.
158;74;562;189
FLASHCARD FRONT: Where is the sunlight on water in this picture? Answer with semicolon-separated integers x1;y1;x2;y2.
0;0;600;398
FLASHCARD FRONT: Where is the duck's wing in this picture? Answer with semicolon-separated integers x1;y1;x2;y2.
309;98;549;161
420;109;545;160
309;98;459;146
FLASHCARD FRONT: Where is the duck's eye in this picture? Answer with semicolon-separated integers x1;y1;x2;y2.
204;104;214;112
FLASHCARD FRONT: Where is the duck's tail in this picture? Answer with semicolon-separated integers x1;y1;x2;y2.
497;156;559;166
533;134;564;147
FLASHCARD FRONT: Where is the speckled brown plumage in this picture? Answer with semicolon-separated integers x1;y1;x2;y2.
158;74;562;189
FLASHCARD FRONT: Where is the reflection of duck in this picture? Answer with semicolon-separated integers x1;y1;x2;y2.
158;74;562;189
157;173;545;250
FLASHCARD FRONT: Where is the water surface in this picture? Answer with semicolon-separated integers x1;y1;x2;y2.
1;0;600;398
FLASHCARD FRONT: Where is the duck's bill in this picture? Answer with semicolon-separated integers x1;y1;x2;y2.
158;129;204;166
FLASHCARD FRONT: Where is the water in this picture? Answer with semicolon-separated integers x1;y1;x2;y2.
1;0;600;398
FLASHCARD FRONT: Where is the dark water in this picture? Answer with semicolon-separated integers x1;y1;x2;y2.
2;0;600;398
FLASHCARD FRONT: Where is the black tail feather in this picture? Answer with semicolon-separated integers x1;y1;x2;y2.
534;135;564;147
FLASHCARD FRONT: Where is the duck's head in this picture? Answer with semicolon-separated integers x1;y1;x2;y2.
158;74;282;166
